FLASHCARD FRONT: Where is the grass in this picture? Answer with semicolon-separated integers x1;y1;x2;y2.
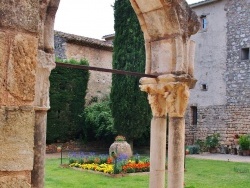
45;158;250;188
184;158;250;188
45;158;149;188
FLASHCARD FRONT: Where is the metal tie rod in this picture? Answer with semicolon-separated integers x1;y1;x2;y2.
56;62;157;78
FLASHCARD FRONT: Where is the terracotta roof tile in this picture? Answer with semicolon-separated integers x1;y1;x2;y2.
54;31;113;51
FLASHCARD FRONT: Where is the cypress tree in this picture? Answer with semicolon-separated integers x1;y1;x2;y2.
110;0;151;148
47;59;89;143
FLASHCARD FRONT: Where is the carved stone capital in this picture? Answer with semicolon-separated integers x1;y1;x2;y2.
140;74;195;118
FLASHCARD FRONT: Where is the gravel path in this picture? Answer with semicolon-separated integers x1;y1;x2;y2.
46;152;69;159
46;152;250;163
187;153;250;163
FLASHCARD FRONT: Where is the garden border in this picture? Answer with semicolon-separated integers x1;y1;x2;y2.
67;166;151;178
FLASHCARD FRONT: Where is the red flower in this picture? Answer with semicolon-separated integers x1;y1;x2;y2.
107;157;113;164
122;162;150;173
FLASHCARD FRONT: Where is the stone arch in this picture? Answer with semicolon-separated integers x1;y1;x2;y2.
130;0;200;75
0;0;199;187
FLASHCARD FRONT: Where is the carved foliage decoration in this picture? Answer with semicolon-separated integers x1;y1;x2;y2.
140;76;190;118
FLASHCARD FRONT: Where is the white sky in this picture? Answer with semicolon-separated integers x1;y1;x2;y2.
55;0;201;40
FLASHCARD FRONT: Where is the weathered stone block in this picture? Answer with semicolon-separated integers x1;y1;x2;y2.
151;39;173;74
0;107;34;171
0;0;38;32
34;50;56;107
7;33;38;104
0;32;7;105
0;175;31;188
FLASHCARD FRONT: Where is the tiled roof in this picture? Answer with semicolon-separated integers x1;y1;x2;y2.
102;33;115;40
54;31;113;51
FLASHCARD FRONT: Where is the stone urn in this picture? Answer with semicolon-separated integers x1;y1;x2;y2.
109;136;132;158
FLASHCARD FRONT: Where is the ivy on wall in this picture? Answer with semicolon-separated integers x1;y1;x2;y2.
47;59;89;144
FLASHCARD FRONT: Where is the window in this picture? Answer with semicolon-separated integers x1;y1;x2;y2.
201;15;208;30
191;106;198;125
241;48;250;60
201;84;208;91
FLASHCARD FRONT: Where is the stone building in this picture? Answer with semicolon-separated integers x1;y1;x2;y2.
54;31;113;104
185;0;250;145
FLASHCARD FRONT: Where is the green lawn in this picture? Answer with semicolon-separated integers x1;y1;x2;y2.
45;158;250;188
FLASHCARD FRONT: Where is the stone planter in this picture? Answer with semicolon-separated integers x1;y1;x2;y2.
109;141;132;158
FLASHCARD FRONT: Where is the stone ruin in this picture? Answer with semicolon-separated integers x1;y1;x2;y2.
130;1;199;188
0;0;199;187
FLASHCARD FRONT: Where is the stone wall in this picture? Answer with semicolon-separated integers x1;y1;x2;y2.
185;104;250;146
189;0;227;107
0;0;39;186
225;105;250;140
185;105;225;145
225;0;250;105
185;0;250;145
54;31;113;104
0;107;35;187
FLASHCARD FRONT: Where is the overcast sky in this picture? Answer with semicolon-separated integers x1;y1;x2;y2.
55;0;201;40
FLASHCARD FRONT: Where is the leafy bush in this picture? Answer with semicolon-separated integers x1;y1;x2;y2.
205;133;220;149
239;134;250;150
195;139;206;152
187;145;200;154
83;98;116;143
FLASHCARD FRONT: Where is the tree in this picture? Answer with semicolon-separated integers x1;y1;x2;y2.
110;0;151;150
47;59;89;143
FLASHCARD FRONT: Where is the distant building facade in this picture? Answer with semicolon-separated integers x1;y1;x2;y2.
54;31;113;104
185;0;250;145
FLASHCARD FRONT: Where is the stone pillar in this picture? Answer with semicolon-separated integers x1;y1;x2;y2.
31;109;48;188
31;50;56;188
31;1;59;187
130;1;200;187
140;75;196;188
149;117;167;187
0;1;39;186
0;0;59;187
168;117;185;188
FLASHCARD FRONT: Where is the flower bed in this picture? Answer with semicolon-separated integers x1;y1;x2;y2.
68;152;150;175
70;162;114;174
122;160;150;173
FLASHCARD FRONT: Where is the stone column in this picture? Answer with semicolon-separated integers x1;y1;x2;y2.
149;117;167;187
0;1;39;187
130;1;200;187
31;1;59;187
168;117;185;188
31;109;48;188
31;49;56;188
140;75;196;188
